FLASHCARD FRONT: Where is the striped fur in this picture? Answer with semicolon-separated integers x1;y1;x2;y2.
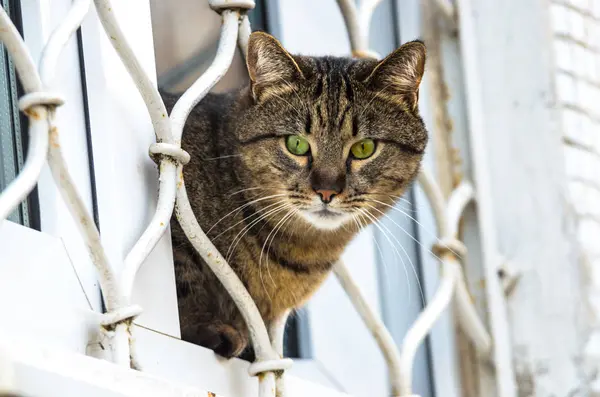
166;32;427;358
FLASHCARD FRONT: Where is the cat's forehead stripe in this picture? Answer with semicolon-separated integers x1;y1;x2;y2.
311;57;356;140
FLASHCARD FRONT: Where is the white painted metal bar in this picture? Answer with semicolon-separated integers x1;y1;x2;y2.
92;1;292;393
0;0;141;370
0;8;50;222
168;5;293;396
238;15;252;60
434;0;456;21
92;0;178;301
333;262;404;397
335;1;494;395
269;310;291;396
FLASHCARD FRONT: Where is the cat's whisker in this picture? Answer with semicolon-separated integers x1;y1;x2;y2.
356;212;395;296
357;208;413;304
201;154;242;161
353;210;402;300
368;199;462;260
260;208;298;289
359;208;426;305
265;209;298;288
207;194;288;235
211;200;288;242
257;208;297;302
366;193;415;212
225;202;291;259
225;203;293;262
229;186;282;196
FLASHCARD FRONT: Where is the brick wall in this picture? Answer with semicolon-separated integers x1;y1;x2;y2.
551;0;600;393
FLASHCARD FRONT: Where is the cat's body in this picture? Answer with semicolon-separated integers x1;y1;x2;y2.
167;32;428;358
164;91;350;357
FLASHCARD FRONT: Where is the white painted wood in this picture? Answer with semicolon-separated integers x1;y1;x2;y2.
0;220;93;353
79;0;180;337
1;317;351;397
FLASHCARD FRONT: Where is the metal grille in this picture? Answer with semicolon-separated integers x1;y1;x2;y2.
0;0;508;396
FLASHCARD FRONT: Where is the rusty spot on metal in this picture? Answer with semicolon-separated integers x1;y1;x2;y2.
351;49;377;59
24;107;41;120
160;222;164;227
478;278;486;290
257;373;265;381
50;126;60;148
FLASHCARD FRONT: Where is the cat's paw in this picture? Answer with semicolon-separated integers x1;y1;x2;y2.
182;322;248;359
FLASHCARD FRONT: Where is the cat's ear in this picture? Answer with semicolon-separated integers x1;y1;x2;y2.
246;32;304;101
363;40;426;111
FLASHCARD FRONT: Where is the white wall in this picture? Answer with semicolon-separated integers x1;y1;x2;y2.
466;0;594;395
550;0;600;393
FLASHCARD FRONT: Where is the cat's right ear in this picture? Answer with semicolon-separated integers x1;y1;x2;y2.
246;32;304;101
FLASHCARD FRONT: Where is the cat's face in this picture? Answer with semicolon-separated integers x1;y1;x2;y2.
236;32;427;231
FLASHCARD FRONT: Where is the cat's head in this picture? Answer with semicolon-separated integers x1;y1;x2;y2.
235;32;427;231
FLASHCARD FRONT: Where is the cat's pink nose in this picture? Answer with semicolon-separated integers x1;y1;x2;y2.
316;189;337;204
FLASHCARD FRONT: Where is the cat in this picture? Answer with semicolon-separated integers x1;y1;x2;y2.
163;31;427;359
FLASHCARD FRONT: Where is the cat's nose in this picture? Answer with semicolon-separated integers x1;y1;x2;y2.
316;189;338;204
310;170;346;204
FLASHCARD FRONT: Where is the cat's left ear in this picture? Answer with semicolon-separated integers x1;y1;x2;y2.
246;31;305;101
363;40;426;111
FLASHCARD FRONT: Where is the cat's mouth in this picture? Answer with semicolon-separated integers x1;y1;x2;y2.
298;205;351;230
313;208;341;218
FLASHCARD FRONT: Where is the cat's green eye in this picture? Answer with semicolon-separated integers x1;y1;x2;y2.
350;139;376;159
286;135;310;156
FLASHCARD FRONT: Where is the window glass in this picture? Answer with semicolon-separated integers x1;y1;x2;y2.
0;0;37;227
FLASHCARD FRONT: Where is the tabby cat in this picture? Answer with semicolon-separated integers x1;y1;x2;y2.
164;32;427;358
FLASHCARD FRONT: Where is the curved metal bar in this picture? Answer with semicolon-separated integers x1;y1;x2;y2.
445;180;474;237
0;8;48;222
170;10;240;142
238;15;251;60
93;0;179;298
269;310;291;397
39;0;91;84
417;169;448;237
92;0;171;142
445;181;492;355
335;0;494;395
454;268;492;355
358;0;385;48
334;262;404;396
173;8;290;397
335;0;364;53
399;255;457;394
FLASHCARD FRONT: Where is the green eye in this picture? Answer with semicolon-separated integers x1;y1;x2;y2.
350;139;376;159
285;135;310;156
